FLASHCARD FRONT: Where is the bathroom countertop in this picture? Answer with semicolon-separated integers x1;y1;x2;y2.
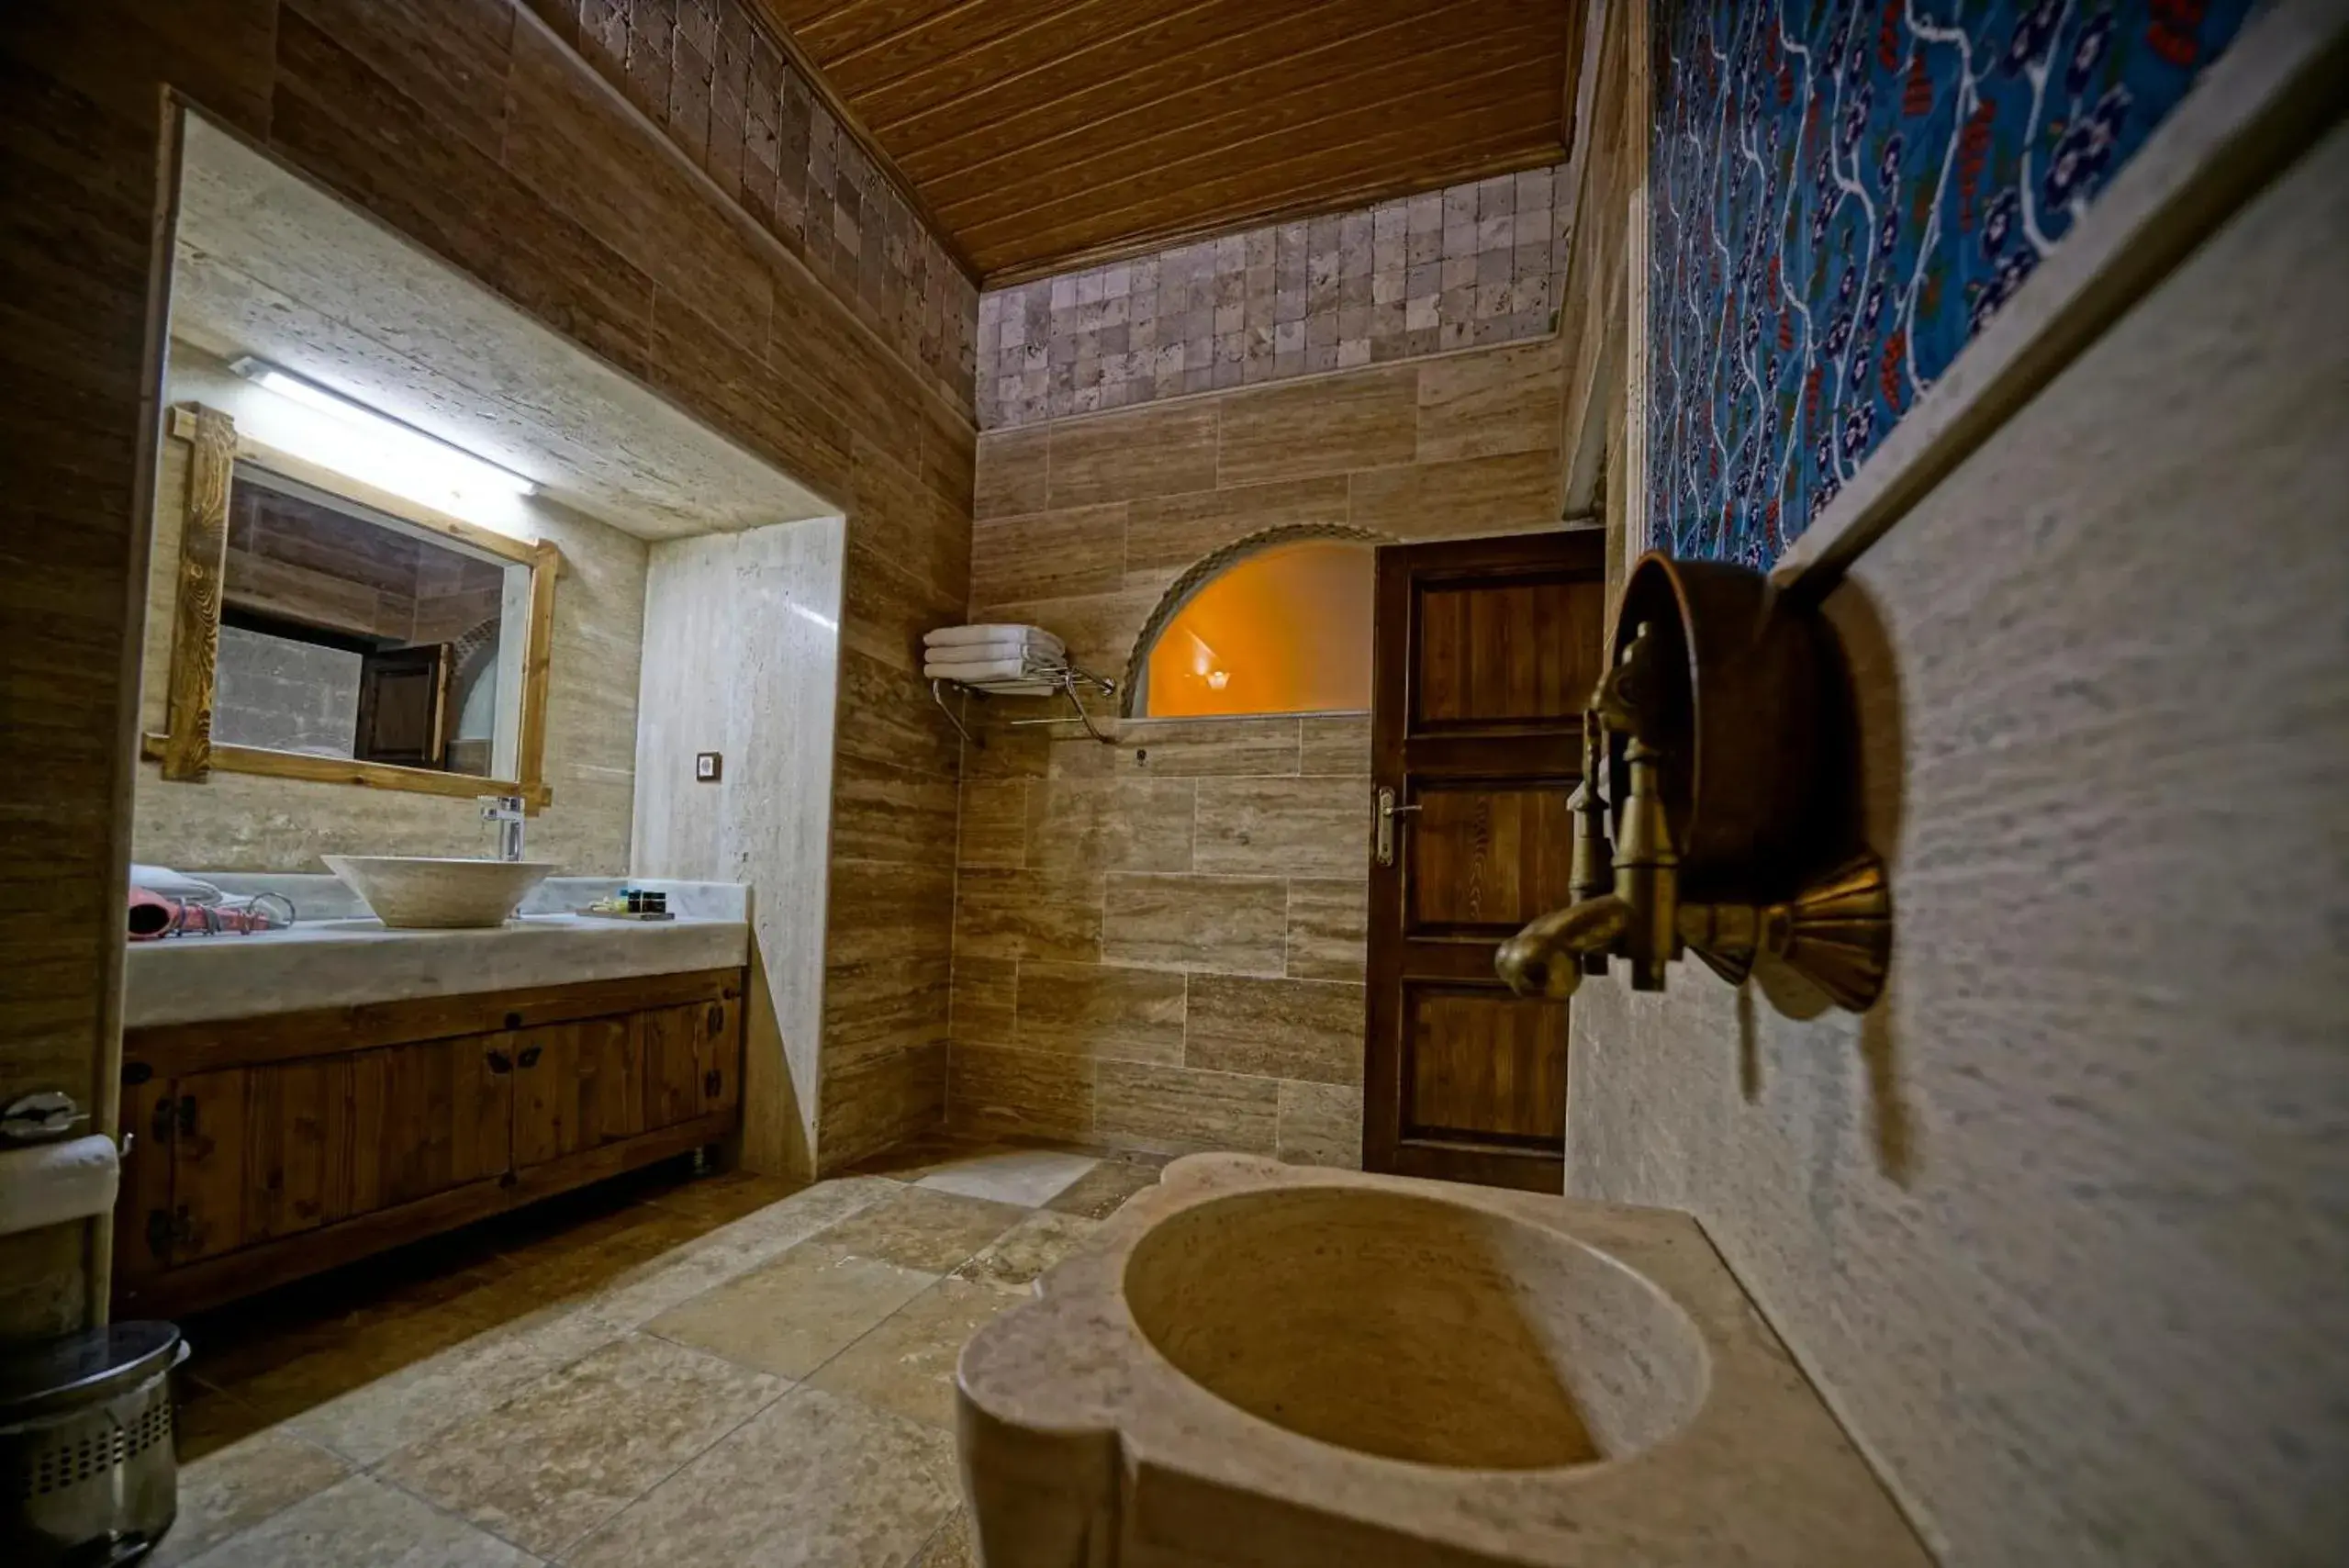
124;893;750;1030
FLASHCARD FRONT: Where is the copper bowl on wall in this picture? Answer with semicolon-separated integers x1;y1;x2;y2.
1607;553;1844;901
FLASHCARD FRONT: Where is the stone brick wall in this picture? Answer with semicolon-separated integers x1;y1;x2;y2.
526;0;976;406
951;336;1571;1161
979;165;1572;430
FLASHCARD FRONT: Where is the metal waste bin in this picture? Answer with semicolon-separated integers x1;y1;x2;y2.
1;1322;185;1566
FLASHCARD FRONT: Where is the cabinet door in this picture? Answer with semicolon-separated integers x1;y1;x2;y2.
241;1055;357;1244
346;1036;513;1212
512;1017;644;1169
641;997;738;1128
169;1068;250;1263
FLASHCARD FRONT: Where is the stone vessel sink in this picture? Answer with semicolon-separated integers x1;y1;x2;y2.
955;1154;1930;1567
322;856;559;929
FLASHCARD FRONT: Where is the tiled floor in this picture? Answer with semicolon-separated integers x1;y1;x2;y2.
161;1138;1165;1567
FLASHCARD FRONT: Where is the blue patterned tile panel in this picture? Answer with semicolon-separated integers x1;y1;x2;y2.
1648;0;2254;566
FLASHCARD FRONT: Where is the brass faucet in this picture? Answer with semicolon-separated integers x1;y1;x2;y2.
1494;622;1892;1012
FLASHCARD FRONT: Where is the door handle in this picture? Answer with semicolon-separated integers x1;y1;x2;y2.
1374;786;1421;868
517;1044;543;1070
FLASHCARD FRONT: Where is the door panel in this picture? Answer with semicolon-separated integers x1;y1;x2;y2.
1366;530;1605;1191
578;1015;646;1147
514;1016;646;1167
696;995;740;1115
642;998;739;1128
642;1004;706;1129
1406;783;1576;933
1404;987;1569;1143
242;1056;355;1243
171;1069;249;1262
348;1036;510;1210
1412;573;1601;728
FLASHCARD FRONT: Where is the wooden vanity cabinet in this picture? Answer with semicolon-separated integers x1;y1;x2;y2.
113;968;744;1317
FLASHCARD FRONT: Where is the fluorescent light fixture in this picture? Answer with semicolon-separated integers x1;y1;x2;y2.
229;356;536;500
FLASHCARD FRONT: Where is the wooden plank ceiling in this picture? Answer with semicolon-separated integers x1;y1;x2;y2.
756;0;1581;283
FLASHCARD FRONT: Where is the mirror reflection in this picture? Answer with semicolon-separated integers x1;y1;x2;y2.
216;465;529;777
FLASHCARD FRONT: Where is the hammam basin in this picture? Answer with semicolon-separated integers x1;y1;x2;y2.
322;855;559;929
956;1155;1930;1568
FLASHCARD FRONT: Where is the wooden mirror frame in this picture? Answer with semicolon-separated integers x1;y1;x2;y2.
140;400;561;811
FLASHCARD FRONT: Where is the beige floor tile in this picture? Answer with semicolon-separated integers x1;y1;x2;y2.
951;1211;1104;1292
569;1176;900;1334
178;1474;539;1567
807;1279;1025;1429
564;1387;958;1568
151;1424;352;1567
283;1298;620;1466
912;1506;980;1567
1042;1157;1163;1219
811;1184;1029;1271
647;1242;936;1379
204;1276;545;1439
913;1147;1098;1206
380;1333;785;1559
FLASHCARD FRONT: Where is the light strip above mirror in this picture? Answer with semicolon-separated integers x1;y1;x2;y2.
227;355;538;508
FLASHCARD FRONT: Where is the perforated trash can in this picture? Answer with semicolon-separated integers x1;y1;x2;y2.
1;1322;185;1567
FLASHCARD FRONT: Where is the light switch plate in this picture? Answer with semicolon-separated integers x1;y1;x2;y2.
695;751;722;782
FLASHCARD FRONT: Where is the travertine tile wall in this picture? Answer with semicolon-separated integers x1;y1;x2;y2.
526;0;977;406
951;337;1571;1160
977;165;1573;429
1;0;979;1252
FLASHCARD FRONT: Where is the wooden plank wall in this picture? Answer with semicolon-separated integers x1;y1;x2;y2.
0;0;979;1329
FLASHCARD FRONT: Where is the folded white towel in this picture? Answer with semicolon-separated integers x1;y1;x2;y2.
927;634;1053;660
926;655;1053;683
924;623;1064;653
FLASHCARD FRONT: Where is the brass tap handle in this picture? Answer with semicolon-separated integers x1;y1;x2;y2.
1590;621;1664;745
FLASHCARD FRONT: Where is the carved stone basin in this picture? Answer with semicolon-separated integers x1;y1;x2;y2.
956;1154;1931;1567
1124;1186;1706;1469
322;855;558;929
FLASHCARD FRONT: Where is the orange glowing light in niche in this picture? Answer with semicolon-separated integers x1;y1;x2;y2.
1141;540;1373;718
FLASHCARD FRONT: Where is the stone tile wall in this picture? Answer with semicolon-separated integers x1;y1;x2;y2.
4;0;979;1218
978;165;1573;429
951;337;1572;1161
527;0;977;407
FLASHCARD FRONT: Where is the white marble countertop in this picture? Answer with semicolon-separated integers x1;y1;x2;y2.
124;877;750;1029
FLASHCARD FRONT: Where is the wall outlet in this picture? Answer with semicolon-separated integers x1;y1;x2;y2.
695;751;722;782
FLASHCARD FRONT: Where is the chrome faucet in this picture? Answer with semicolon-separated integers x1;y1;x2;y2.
480;795;527;862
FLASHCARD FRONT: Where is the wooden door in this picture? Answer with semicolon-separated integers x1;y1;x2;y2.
354;642;452;767
641;996;740;1130
1364;530;1608;1191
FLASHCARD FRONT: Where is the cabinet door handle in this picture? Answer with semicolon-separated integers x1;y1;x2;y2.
706;1003;726;1035
176;1094;199;1138
517;1045;543;1069
485;1049;513;1074
702;1069;722;1098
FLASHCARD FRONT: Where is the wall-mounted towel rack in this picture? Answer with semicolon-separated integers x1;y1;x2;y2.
930;664;1118;749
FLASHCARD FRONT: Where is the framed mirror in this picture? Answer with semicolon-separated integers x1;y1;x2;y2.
143;401;561;808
